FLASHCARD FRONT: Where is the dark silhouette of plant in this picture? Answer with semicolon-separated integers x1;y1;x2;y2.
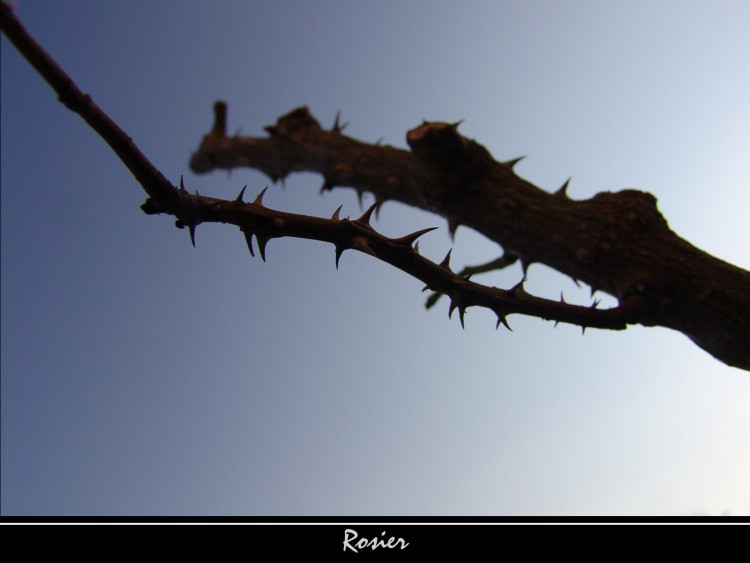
3;3;748;371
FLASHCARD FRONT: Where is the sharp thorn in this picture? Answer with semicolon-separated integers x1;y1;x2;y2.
414;241;420;254
591;299;601;309
590;286;598;298
253;187;269;206
511;276;528;295
235;185;247;203
355;201;380;227
504;155;526;169
458;307;466;329
495;313;512;331
555;177;571;198
332;111;348;133
448;300;457;319
554;320;560;328
450;119;465;129
581;326;587;335
393;226;438;247
331;205;344;221
241;229;257;257
335;245;346;269
439;249;453;270
189;224;196;247
179;175;187;193
256;235;270;262
560;291;566;304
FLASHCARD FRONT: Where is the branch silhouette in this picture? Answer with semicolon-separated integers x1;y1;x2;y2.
3;3;748;370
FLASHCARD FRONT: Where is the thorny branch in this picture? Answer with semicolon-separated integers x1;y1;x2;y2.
189;103;750;371
3;3;748;371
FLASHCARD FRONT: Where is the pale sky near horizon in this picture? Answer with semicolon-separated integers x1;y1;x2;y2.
2;1;749;516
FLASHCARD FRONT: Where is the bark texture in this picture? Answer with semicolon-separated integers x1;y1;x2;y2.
191;103;750;370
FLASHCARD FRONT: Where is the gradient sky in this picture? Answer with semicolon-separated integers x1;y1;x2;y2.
2;1;749;516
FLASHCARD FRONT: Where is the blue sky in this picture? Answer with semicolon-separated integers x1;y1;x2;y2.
2;1;749;516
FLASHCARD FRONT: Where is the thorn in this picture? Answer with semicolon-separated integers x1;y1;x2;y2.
590;286;598;298
439;249;453;270
450;119;465;129
235;186;247;203
392;227;438;247
375;137;384;146
242;228;255;257
554;320;560;328
504;156;526;169
447;219;460;240
256;234;271;262
332;111;348;133
448;300;457;319
458;307;466;328
331;205;344;221
495;313;512;331
511;276;528;295
590;299;601;309
188;224;197;247
253;187;269;206
463;274;473;281
581;325;587;335
560;291;566;304
555;177;571;198
179;175;187;193
421;285;430;293
195;189;201;197
335;245;346;269
355;201;380;228
570;276;581;287
414;241;420;254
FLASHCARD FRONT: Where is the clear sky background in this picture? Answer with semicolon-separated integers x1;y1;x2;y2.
2;1;749;516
